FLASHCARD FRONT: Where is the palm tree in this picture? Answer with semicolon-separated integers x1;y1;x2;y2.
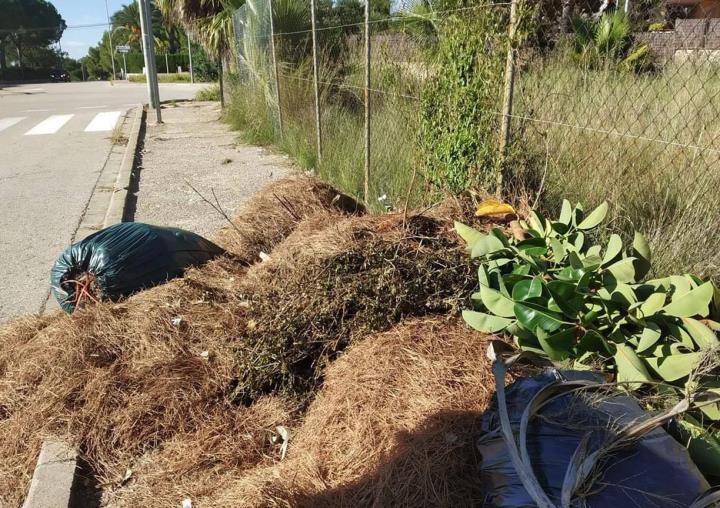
156;0;244;106
112;2;181;52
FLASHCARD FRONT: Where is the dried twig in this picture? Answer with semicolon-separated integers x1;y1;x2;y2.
185;180;243;237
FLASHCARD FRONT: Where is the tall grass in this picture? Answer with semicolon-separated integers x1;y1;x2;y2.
513;54;720;280
226;38;719;280
226;57;426;211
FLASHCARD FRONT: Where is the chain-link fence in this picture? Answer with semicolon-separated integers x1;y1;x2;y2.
230;0;720;278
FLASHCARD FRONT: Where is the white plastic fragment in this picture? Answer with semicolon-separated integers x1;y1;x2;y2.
182;498;192;508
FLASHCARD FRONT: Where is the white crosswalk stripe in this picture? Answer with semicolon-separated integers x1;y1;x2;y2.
0;117;26;132
84;111;121;132
25;114;74;135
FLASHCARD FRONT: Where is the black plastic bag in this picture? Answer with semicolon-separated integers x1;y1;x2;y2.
477;370;711;507
51;223;225;312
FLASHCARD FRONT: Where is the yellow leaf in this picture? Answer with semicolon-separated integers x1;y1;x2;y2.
475;199;516;217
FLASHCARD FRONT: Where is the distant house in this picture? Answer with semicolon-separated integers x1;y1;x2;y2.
636;0;720;62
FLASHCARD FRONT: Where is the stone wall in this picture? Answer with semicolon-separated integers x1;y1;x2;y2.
637;18;720;62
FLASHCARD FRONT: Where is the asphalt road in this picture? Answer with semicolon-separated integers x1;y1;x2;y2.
0;80;207;322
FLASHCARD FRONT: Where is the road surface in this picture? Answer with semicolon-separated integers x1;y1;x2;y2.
0;80;207;322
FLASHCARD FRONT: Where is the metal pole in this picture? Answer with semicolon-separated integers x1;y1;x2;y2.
122;52;127;79
81;62;86;81
104;0;117;80
310;0;322;161
268;0;283;138
187;31;194;83
363;0;371;205
165;52;169;74
138;0;162;122
497;0;519;195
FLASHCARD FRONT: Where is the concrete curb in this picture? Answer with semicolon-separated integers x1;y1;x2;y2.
22;439;77;508
103;104;145;227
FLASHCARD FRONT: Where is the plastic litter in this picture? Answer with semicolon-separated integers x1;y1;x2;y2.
477;369;711;507
50;223;225;313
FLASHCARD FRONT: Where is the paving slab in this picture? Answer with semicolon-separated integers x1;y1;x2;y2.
129;101;294;236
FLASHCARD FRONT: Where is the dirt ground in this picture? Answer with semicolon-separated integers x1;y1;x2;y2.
129;100;294;236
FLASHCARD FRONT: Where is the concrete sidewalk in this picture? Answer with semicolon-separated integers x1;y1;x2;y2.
128;101;294;235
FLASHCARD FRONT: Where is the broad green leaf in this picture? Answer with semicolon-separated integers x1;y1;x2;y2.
557;266;585;282
479;285;515;318
614;343;653;389
632;232;652;280
454;222;482;248
490;228;511;247
677;417;720;476
636;323;662;353
528;211;546;235
682;317;719;348
639;292;666;317
536;327;575;361
632;231;651;262
546;280;584;316
661;281;714;318
514;301;565;333
559;199;572;225
587;245;602;258
602;234;623;265
569;251;585;269
697;385;720;420
577;201;608;230
470;234;506;258
645;352;703;381
462;310;513;333
571;203;584;228
579;329;611;354
665;321;697;350
605;257;637;283
487;258;512;271
550;238;565;263
582;254;603;270
611;283;637;306
669;275;693;297
512;277;543;302
574;231;585;251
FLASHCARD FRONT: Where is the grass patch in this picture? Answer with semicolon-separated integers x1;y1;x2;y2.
109;123;128;146
512;55;720;281
195;84;221;101
225;66;425;212
128;72;191;83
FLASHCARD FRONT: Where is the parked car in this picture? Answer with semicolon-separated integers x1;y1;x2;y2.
50;69;70;82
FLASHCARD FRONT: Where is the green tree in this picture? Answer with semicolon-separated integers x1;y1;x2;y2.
0;0;66;78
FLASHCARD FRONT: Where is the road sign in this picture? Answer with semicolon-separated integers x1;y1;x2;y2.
116;45;130;53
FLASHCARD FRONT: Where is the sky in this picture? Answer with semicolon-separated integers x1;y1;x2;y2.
53;0;128;59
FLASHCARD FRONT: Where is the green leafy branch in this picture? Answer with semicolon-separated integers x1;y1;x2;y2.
457;200;720;415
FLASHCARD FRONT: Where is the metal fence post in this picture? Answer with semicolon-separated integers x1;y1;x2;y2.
310;0;323;162
498;0;519;194
268;0;284;140
363;0;371;205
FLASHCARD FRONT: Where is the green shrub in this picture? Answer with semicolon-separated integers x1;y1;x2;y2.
418;7;508;194
458;200;719;408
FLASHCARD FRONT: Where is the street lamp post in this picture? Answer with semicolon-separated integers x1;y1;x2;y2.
104;0;117;80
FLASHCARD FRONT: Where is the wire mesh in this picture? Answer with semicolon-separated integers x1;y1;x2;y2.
230;0;720;277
